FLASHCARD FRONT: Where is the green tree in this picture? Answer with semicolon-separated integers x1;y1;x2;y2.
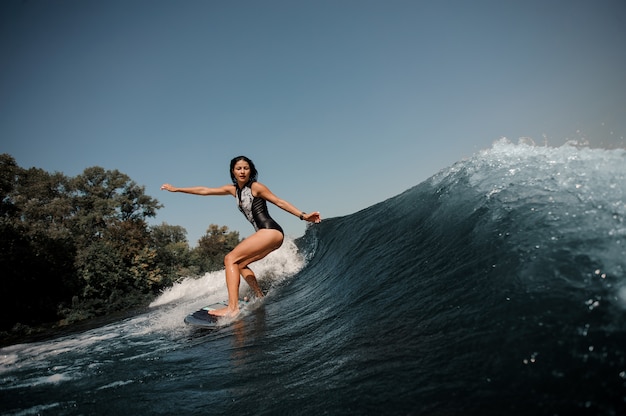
0;153;19;218
192;224;240;273
151;222;188;246
68;167;160;241
0;154;244;336
150;222;193;281
68;167;163;303
0;156;75;331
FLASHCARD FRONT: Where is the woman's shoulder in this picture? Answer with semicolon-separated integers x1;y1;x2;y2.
250;181;269;191
250;181;275;199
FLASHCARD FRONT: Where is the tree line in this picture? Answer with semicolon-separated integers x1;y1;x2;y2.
0;154;240;339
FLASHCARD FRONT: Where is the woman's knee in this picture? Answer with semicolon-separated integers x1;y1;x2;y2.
224;251;238;266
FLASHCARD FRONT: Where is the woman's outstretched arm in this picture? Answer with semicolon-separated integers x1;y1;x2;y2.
253;182;321;223
160;183;234;196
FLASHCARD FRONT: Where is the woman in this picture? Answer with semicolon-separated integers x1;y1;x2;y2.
161;156;321;317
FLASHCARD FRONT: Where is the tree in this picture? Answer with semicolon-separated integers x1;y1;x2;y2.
193;224;240;273
150;223;193;281
151;222;187;246
68;167;161;242
0;156;75;330
60;167;164;308
0;155;244;335
0;154;19;218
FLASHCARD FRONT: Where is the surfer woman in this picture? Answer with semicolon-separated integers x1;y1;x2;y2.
160;156;321;317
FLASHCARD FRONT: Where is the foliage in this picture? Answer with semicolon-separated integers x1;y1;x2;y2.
0;154;240;338
194;224;241;273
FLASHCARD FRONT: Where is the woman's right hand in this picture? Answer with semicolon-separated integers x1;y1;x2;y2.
160;183;176;192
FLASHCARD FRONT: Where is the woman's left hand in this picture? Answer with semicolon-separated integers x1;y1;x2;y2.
303;211;322;223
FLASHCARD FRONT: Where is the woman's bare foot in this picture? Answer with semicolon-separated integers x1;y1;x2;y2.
208;306;239;318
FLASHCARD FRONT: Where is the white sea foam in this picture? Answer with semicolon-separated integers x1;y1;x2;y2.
96;379;134;390
3;372;72;391
139;237;306;334
150;237;305;308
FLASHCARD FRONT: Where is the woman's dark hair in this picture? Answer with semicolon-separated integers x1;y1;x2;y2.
230;155;258;184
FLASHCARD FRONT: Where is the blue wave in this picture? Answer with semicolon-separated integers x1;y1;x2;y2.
273;139;626;414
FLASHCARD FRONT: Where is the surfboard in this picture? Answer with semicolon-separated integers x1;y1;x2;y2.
184;300;248;328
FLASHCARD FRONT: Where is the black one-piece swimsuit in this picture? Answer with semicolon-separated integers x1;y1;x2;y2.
236;183;284;234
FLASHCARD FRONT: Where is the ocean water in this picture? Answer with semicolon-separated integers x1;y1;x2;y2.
1;139;625;415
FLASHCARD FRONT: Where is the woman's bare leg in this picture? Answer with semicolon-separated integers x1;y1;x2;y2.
210;229;282;317
241;266;264;298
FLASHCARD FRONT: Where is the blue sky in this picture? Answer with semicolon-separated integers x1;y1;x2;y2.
2;0;625;244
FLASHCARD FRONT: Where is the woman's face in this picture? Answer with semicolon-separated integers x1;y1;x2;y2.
232;160;251;184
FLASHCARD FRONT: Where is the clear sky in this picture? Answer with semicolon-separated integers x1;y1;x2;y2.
2;0;625;244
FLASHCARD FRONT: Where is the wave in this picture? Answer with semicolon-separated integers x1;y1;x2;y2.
2;138;625;415
279;138;626;414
